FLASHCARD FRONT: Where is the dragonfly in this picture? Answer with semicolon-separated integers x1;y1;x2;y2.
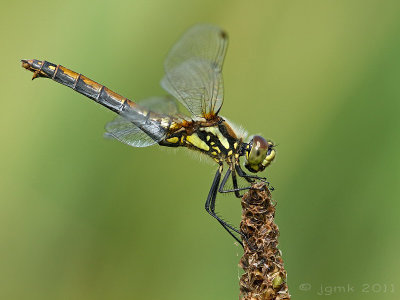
21;24;276;247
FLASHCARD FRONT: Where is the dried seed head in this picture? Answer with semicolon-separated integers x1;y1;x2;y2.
239;183;290;300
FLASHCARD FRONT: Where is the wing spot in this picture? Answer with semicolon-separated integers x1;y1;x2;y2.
220;30;228;39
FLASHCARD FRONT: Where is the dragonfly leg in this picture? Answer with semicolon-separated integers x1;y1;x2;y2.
205;165;246;247
218;167;250;198
206;165;259;249
235;164;274;191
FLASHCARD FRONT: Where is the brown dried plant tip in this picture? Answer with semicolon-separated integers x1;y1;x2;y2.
239;183;290;300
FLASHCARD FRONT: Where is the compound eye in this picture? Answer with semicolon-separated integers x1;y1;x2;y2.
248;135;268;165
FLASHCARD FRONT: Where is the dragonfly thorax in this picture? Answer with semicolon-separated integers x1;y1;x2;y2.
162;118;242;163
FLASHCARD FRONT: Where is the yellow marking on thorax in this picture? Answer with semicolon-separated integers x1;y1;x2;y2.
211;151;217;156
166;137;179;143
200;127;230;149
228;150;233;156
212;146;221;153
186;133;210;151
48;65;56;71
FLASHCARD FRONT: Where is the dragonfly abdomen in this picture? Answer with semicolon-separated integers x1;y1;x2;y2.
21;59;136;114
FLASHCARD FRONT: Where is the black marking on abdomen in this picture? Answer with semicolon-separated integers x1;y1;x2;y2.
74;75;102;101
52;65;77;88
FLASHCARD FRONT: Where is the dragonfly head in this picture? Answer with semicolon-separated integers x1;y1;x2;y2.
244;135;275;173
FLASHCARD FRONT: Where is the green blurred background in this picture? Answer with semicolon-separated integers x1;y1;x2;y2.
1;0;399;299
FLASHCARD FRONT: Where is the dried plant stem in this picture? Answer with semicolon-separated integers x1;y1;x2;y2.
239;183;290;300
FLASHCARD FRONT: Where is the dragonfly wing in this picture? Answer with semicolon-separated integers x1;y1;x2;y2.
136;95;179;115
105;115;161;147
105;96;179;147
161;24;228;119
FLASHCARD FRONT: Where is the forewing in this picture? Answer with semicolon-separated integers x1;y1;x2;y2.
161;24;228;119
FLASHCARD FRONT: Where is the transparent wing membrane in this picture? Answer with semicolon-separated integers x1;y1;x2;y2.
105;116;160;147
105;96;179;147
161;24;228;119
106;24;229;147
136;96;179;115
